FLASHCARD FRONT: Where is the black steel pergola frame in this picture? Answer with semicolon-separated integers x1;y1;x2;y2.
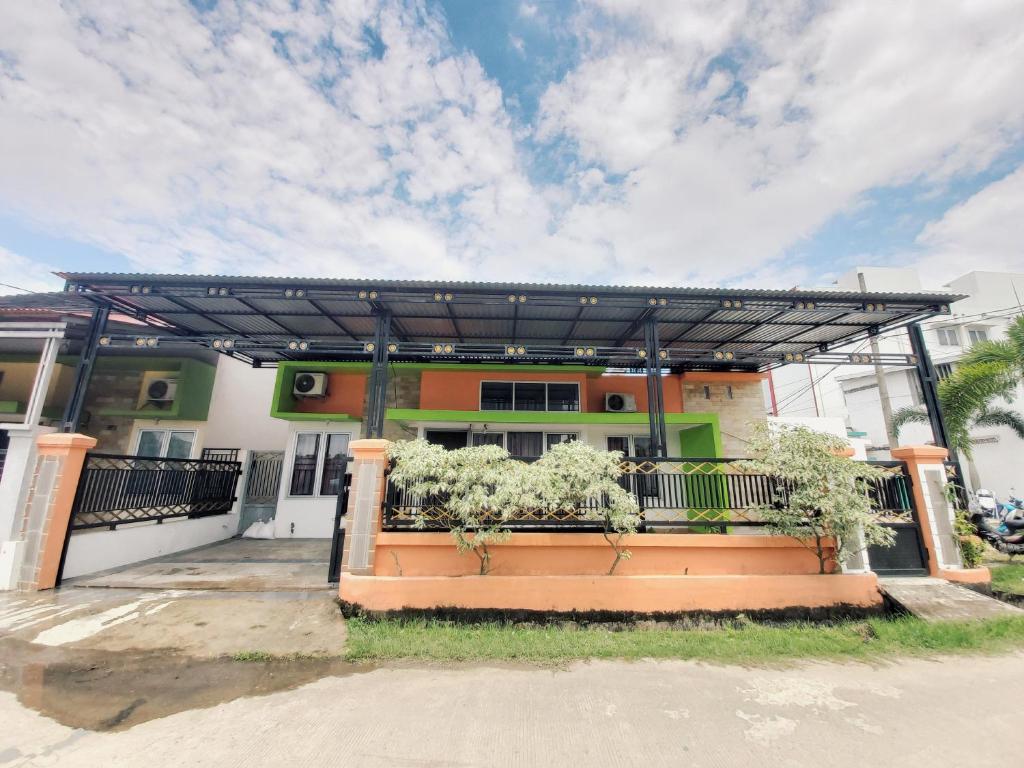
36;274;960;447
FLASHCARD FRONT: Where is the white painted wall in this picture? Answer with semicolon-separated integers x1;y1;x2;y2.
276;420;361;538
61;512;241;580
203;357;291;451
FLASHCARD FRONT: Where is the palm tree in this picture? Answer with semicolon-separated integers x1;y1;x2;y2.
893;316;1024;483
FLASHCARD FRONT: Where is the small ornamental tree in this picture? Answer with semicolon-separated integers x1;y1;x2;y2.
387;439;641;575
388;440;527;575
532;441;642;574
739;423;895;574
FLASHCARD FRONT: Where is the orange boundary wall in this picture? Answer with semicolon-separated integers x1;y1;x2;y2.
340;573;882;613
374;532;836;577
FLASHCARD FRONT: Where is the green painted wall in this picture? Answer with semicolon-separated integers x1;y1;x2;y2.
92;358;217;421
271;361;369;420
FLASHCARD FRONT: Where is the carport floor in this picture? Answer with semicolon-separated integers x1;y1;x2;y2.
69;538;334;592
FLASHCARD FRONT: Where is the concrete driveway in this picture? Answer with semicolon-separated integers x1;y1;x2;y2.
67;538;333;591
2;587;1022;766
2;646;1023;767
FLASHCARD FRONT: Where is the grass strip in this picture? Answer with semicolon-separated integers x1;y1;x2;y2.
343;615;1024;664
990;563;1024;596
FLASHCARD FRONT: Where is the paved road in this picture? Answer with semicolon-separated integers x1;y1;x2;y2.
3;651;1022;767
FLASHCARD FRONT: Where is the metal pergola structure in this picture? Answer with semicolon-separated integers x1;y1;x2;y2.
0;273;963;453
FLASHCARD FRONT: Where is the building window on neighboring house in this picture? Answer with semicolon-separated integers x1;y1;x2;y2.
479;381;580;412
935;363;955;381
135;428;196;459
289;431;351;496
968;327;989;345
936;327;961;346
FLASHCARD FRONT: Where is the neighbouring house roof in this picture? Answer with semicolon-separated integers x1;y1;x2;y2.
0;273;963;371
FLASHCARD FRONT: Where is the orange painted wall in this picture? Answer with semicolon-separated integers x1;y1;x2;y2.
586;374;683;413
340;573;882;613
419;369;589;411
373;532;835;577
293;372;368;416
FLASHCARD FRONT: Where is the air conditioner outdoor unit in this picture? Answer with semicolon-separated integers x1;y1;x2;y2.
146;378;178;403
604;393;637;413
293;371;328;397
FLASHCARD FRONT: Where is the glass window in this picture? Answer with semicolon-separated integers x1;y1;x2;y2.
545;433;578;451
968;328;989;345
425;430;469;450
513;383;547;411
320;433;350;497
936;327;960;346
136;429;164;457
290;433;320;496
472;433;505;447
166;431;195;459
481;382;513;410
507;431;543;458
547;383;580;412
606;436;630;453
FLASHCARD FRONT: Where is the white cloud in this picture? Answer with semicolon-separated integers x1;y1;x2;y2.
0;0;1021;288
538;0;1024;285
913;166;1024;281
0;246;65;293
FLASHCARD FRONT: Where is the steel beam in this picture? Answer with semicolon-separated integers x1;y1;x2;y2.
365;310;392;438
644;318;669;457
908;322;950;450
62;303;110;432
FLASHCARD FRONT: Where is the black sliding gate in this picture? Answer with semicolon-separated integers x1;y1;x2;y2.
56;452;242;585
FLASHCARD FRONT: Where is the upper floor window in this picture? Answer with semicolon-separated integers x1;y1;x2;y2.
967;327;989;345
936;327;960;347
479;381;580;412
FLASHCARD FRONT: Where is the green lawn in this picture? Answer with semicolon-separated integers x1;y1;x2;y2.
990;563;1024;596
344;615;1024;664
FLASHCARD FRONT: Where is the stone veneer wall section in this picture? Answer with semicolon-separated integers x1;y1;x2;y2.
15;434;96;590
381;369;422;442
681;377;766;457
80;368;146;452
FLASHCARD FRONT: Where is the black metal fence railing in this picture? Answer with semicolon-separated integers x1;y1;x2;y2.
201;447;240;462
383;456;921;536
70;453;242;530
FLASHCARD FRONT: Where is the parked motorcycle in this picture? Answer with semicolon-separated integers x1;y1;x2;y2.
971;489;1000;519
998;494;1024;522
972;510;1024;555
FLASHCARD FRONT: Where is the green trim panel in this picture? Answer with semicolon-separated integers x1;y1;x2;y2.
385;408;720;426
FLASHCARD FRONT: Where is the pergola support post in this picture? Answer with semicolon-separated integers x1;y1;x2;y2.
908;322;949;450
62;303;109;433
365;310;392;439
643;318;669;457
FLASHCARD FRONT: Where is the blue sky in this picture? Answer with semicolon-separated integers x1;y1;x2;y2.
0;0;1022;293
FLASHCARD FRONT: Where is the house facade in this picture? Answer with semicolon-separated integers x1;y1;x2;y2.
0;273;966;597
268;361;768;537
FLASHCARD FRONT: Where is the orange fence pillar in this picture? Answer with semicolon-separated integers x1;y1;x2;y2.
14;433;97;590
339;439;390;585
890;445;988;583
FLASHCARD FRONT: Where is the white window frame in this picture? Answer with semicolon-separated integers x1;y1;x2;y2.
468;430;579;453
134;428;197;459
606;434;656;456
967;327;989;345
936;327;961;347
478;381;581;413
287;429;353;498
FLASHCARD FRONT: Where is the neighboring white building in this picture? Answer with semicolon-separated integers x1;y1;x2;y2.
772;268;1024;498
